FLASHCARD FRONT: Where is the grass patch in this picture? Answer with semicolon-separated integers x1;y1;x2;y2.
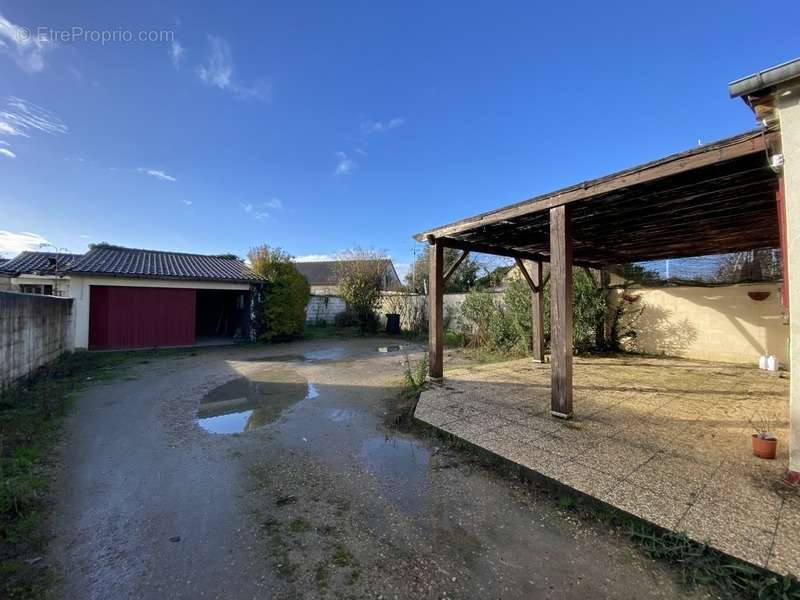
0;347;196;599
331;543;355;568
288;517;312;533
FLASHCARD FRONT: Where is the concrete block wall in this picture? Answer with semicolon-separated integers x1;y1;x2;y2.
306;295;348;324
0;291;74;390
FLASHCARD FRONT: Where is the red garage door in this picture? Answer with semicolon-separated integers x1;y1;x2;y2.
89;286;196;350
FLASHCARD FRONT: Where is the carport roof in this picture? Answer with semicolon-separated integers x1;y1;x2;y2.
67;245;266;283
413;129;780;265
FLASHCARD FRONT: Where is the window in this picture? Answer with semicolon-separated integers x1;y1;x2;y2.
20;284;54;295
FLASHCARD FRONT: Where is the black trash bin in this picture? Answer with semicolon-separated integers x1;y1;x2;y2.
385;313;401;334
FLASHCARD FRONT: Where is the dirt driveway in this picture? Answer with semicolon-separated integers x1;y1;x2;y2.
49;338;699;599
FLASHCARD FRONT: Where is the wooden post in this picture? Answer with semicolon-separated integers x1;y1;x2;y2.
530;260;545;363
550;205;573;418
428;240;444;379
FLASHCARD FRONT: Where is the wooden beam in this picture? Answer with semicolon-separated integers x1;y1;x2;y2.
437;236;547;263
429;241;444;379
413;129;774;242
436;236;602;269
514;257;539;293
550;205;573;418
443;250;470;284
530;260;545;363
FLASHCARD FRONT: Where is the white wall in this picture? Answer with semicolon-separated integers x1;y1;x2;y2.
70;276;250;349
306;295;347;323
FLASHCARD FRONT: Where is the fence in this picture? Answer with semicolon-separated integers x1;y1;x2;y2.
0;291;74;390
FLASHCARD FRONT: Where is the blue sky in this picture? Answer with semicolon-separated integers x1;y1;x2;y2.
1;1;799;278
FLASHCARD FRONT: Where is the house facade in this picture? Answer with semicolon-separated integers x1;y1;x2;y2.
0;251;82;296
293;259;401;295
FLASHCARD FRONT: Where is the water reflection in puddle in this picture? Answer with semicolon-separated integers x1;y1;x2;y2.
378;345;406;353
360;436;430;513
304;348;345;362
198;369;318;434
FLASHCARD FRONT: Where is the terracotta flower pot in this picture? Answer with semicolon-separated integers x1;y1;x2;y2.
752;434;777;460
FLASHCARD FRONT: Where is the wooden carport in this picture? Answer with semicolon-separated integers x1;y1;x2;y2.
414;128;783;418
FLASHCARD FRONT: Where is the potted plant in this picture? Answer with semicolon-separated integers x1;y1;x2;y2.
750;414;778;460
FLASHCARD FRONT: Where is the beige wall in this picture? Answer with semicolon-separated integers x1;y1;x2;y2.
778;82;800;472
613;282;788;365
70;276;250;349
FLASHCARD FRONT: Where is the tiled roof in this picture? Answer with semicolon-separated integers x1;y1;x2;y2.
0;251;82;276
293;259;394;286
68;245;266;283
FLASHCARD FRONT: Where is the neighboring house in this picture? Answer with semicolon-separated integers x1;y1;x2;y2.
293;259;401;295
0;251;82;296
64;245;266;350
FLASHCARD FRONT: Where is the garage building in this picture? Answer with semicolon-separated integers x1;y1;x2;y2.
66;245;266;350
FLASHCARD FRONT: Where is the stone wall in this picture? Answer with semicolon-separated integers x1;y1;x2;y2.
0;291;74;390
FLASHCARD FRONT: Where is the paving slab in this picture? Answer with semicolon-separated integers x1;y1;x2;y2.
415;355;798;576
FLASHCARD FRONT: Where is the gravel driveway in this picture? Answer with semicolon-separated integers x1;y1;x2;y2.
48;338;701;599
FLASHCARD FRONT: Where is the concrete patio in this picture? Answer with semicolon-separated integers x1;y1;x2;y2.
415;355;798;575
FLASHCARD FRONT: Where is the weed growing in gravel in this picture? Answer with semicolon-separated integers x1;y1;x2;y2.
402;351;429;399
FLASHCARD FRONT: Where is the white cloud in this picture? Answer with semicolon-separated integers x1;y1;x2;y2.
294;254;337;262
266;197;282;210
79;234;91;239
254;211;270;220
196;35;269;101
170;39;186;70
0;147;15;158
0;230;50;257
361;117;404;135
335;151;354;175
0;13;53;73
137;167;177;182
241;202;253;212
180;199;192;206
0;96;67;138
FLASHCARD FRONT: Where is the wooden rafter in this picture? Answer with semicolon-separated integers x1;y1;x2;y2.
443;250;470;284
514;257;540;293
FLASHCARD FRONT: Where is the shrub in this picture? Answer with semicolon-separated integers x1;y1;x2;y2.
248;245;310;341
457;267;612;355
336;249;387;332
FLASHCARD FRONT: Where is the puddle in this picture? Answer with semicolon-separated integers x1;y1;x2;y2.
360;436;431;513
304;347;345;362
241;347;345;364
198;368;318;434
326;408;359;423
242;354;306;363
378;345;406;353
